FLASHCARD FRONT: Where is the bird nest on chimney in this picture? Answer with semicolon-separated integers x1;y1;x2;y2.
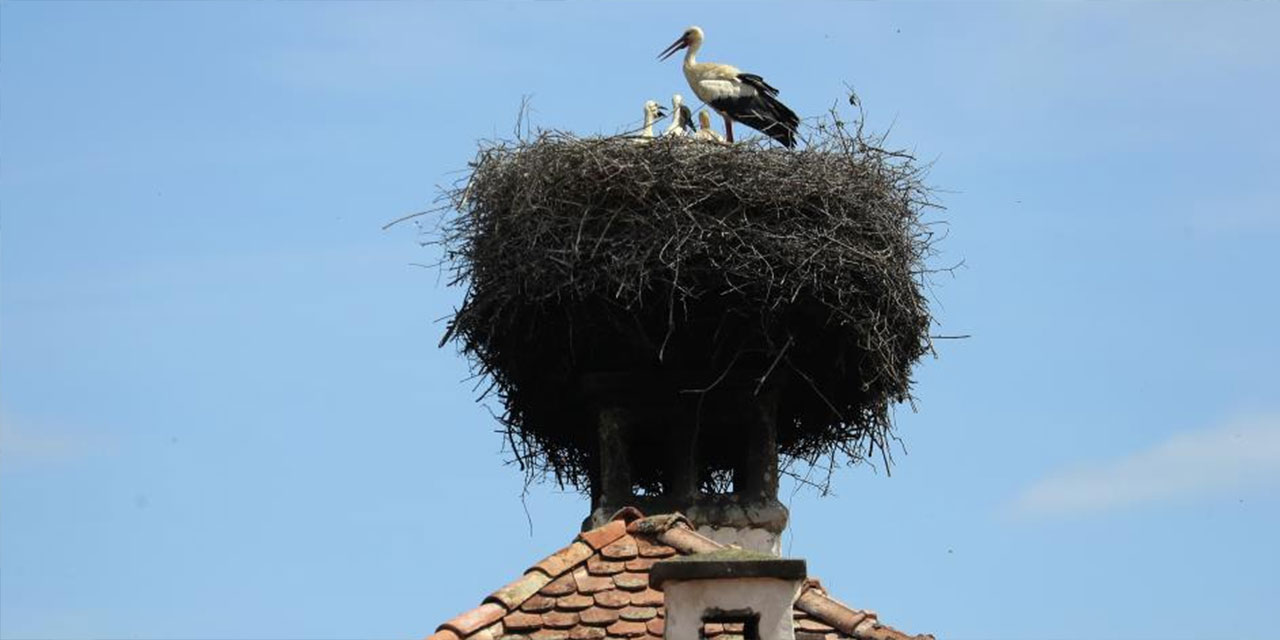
436;110;942;493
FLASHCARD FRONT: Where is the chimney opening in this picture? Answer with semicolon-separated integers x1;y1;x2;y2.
701;610;760;640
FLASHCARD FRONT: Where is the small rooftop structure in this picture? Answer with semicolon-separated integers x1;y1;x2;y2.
424;510;933;640
651;548;807;640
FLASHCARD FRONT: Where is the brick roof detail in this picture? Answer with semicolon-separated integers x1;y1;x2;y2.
426;510;932;640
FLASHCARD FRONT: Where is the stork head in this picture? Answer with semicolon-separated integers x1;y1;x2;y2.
698;110;712;130
658;26;704;61
644;100;666;122
671;93;684;109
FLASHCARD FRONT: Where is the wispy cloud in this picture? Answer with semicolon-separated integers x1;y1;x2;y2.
1012;412;1280;516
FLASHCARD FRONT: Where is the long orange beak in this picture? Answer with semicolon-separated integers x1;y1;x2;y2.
658;35;688;61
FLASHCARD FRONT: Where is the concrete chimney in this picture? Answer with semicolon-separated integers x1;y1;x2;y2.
649;549;807;640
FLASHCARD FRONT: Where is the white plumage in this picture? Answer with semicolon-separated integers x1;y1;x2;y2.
639;100;665;140
662;94;696;137
693;110;726;143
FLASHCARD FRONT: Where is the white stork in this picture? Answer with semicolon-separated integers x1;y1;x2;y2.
658;25;799;148
640;99;666;139
662;94;697;137
694;110;726;143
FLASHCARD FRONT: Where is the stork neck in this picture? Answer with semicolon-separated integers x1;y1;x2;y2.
683;42;699;69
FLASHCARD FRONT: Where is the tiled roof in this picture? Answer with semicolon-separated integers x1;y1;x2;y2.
425;509;933;640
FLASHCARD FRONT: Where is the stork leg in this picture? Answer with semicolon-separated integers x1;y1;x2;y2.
722;113;735;144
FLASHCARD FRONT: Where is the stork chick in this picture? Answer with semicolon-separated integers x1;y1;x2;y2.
639;99;667;139
694;110;726;143
658;25;799;148
663;94;697;137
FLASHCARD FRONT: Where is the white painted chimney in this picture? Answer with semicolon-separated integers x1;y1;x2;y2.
650;549;807;640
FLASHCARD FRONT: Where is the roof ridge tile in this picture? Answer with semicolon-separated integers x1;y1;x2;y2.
608;506;646;523
531;542;596;578
487;570;554;610
425;629;461;640
625;513;692;537
654;524;723;555
578;520;628;550
795;590;874;634
439;602;507;637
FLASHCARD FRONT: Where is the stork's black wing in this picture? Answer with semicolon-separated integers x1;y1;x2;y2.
737;73;780;97
678;105;696;133
710;80;800;148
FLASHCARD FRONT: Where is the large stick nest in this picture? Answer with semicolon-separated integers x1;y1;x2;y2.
439;111;942;492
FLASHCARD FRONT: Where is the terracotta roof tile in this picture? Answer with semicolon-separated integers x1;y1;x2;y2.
521;595;556;613
630;589;662;607
795;590;874;636
600;536;639;561
572;568;615;594
539;573;577;597
489;572;554;610
797;617;837;633
426;629;461;640
853;619;935;640
577;520;627;551
625;514;690;536
607;507;645;523
645;618;664;636
655;525;720;555
593;589;631;609
503;612;543;632
441;602;507;637
635;538;676;558
542;611;580;629
586;557;625;576
531;629;570;640
579;607;621;627
570;626;606;640
557;594;594;611
612;572;647;591
618;606;657;622
531;542;595;578
605;620;647;637
472;622;505;640
623;557;655;572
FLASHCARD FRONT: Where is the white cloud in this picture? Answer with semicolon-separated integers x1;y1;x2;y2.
1012;412;1280;516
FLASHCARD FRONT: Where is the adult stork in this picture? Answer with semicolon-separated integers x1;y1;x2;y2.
658;25;799;148
663;94;697;137
694;110;726;143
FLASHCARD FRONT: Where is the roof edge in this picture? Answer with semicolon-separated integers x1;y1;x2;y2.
426;510;934;640
797;580;933;640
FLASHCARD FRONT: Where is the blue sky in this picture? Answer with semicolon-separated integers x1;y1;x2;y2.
2;2;1278;639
